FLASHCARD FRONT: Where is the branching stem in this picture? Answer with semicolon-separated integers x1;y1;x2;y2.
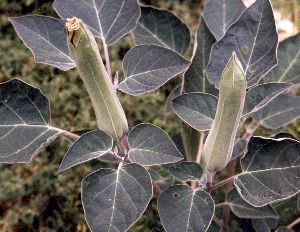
213;216;223;228
221;120;259;230
211;175;237;191
61;130;80;141
152;182;161;197
287;217;300;229
215;202;228;208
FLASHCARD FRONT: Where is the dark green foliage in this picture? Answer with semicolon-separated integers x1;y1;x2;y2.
1;0;300;231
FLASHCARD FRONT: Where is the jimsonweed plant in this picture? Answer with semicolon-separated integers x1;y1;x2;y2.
3;0;300;231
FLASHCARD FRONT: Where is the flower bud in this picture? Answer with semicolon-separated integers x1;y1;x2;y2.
203;53;246;172
66;17;128;140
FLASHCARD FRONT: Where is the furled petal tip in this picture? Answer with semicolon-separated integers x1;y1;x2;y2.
65;17;80;32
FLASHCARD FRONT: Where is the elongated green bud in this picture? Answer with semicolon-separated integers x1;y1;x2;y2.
66;17;128;140
203;53;246;172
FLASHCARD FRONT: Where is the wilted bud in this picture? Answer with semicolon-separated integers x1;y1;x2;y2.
66;17;128;140
203;53;246;172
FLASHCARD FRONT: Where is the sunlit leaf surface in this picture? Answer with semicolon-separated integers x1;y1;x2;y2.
128;124;183;166
0;79;60;163
132;6;191;54
9;16;75;71
82;163;152;232
119;45;190;95
206;0;278;88
235;136;300;207
59;129;113;172
53;0;140;45
158;185;214;232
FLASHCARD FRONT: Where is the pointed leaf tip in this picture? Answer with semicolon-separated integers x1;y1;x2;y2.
158;185;214;232
235;136;300;207
133;6;191;54
82;163;152;232
0;79;60;163
118;45;190;96
53;0;141;45
9;16;75;71
206;0;278;88
59;129;113;172
128;123;184;166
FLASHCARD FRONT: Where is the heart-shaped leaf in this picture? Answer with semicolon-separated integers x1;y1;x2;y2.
265;33;300;84
252;95;300;129
132;6;191;55
184;18;218;95
276;227;294;232
165;84;181;113
298;194;300;212
231;139;248;161
235;136;300;207
252;218;278;232
118;45;190;95
226;188;278;219
203;0;246;40
59;129;113;172
168;161;203;182
53;0;140;45
9;16;75;71
82;163;152;232
158;185;214;232
0;79;61;163
171;93;218;131
207;222;221;232
128;124;183;166
206;0;278;88
243;83;292;116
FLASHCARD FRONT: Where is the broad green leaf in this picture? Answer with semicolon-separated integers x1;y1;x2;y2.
156;176;174;192
252;218;278;232
271;133;298;140
203;0;246;41
53;0;140;45
235;136;300;207
252;219;270;232
171;93;218;131
0;79;61;163
276;227;294;232
184;18;218;95
165;84;181;113
298;194;300;212
252;95;300;129
265;33;300;84
206;0;278;88
158;185;214;232
168;161;203;182
231;139;248;161
9;16;75;71
207;222;221;232
203;53;246;172
118;45;190;95
132;6;191;55
82;163;152;232
98;153;119;164
171;134;186;159
127;124;183;166
59;129;113;172
226;188;278;219
181;125;200;161
243;83;292;116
